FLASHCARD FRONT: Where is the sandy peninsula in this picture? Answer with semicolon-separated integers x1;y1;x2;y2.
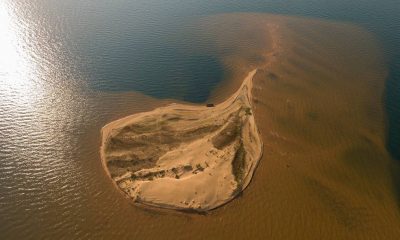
100;69;263;211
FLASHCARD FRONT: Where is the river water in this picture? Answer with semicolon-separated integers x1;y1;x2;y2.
0;0;399;239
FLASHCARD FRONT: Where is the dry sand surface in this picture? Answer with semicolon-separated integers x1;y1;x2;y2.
101;70;263;211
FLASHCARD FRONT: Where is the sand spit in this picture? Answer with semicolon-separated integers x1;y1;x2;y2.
101;70;262;211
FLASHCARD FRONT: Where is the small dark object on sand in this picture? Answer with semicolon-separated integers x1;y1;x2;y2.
206;103;215;107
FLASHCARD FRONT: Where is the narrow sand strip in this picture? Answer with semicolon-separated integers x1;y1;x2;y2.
100;69;263;211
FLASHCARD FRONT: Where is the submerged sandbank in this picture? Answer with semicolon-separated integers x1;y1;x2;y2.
101;69;262;211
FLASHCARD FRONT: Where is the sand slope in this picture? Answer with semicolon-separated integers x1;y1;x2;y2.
101;70;262;211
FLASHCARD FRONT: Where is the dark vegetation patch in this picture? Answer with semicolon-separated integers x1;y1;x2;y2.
107;157;158;174
121;121;158;134
196;164;204;172
232;141;246;195
106;137;147;151
183;165;193;171
244;107;252;115
131;169;167;181
182;124;220;139
212;118;240;149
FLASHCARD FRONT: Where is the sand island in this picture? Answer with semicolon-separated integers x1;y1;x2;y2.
101;69;263;211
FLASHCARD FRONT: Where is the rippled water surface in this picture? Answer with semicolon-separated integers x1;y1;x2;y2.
0;0;399;239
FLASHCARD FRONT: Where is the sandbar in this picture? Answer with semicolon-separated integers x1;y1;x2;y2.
100;69;263;211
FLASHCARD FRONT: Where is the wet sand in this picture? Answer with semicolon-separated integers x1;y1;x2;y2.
95;14;400;239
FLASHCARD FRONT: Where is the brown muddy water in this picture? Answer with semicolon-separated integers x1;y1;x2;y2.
0;1;400;239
